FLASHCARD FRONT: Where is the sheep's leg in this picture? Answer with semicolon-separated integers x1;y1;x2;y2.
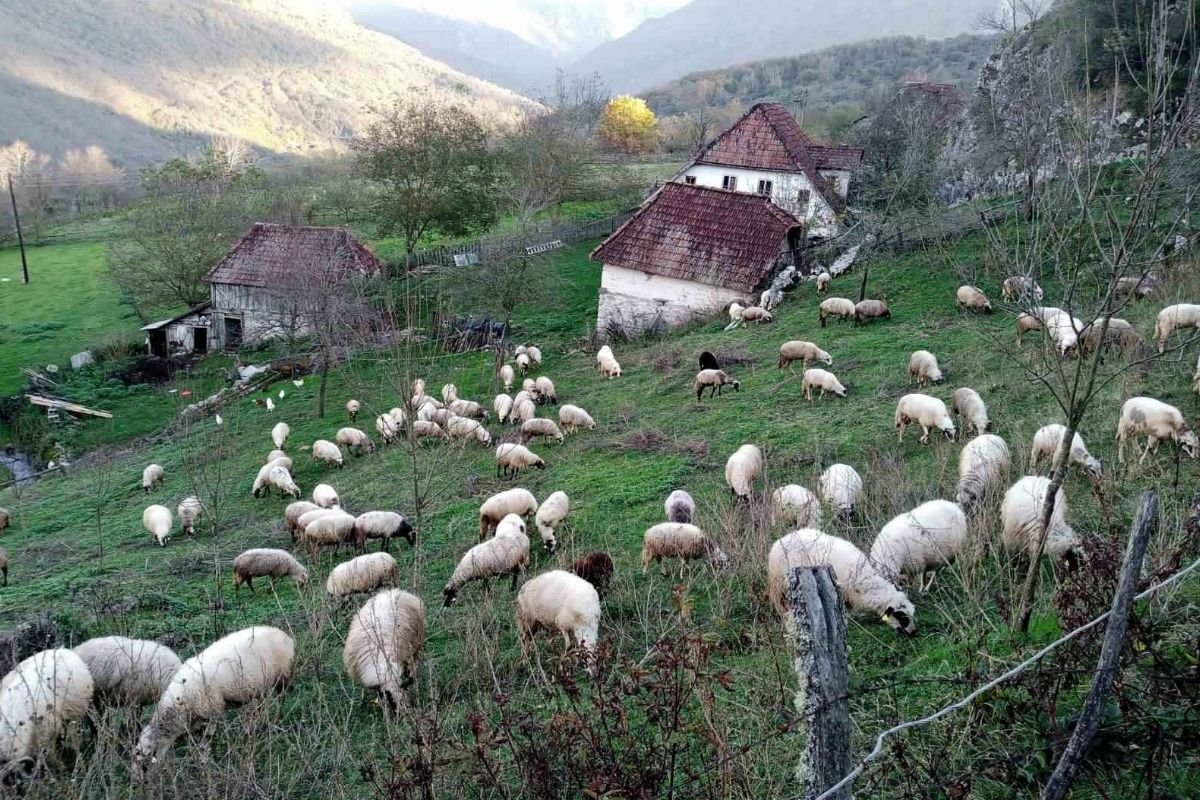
919;426;930;444
659;558;668;577
510;568;520;591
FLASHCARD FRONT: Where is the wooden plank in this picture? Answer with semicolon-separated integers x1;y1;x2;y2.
26;394;113;419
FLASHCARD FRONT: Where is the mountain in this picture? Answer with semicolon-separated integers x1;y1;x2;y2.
569;0;1002;93
0;0;534;168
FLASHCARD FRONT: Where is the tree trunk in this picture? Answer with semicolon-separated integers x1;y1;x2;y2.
317;345;330;419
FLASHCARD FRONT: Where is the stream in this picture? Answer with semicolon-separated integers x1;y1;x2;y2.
0;449;36;486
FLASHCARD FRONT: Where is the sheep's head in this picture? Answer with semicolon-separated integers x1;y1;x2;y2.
542;534;557;554
1060;547;1083;574
938;418;956;439
731;380;741;392
881;596;916;636
442;586;459;607
821;354;833;365
533;458;546;470
1177;426;1199;459
398;519;416;546
293;567;310;587
1084;456;1103;482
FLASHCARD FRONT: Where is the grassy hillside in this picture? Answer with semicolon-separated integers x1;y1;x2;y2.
2;239;1199;797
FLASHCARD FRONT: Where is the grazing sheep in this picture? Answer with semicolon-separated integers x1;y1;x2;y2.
132;627;295;781
443;516;531;605
511;396;537;424
895;394;956;444
869;501;969;590
376;414;401;444
284;501;321;539
570;552;614;596
412;394;444;414
558;404;595;433
410;378;426;408
1154;304;1200;353
412;420;447;441
0;649;94;773
1001;275;1043;302
266;449;289;465
1115;273;1155;299
142;505;172;546
0;507;8;535
534;491;569;553
740;306;773;324
271;422;289;450
354;511;415;552
446;416;493;447
816;271;831;294
441;383;459;404
495;443;546;479
417;404;454;427
232;548;309;592
521;418;564;445
335;427;374;455
177;496;203;536
1047;310;1086;356
500;364;515;392
694;369;740;400
345;399;361;421
818;464;863;523
596;345;613;369
294;508;341;541
778;340;832;370
252;461;299;498
664;489;696;524
1030;424;1102;480
951;388;989;436
699;351;720;371
771;484;822;529
73;637;181;707
642;523;730;575
760;286;783;311
956;285;993;312
312;483;340;508
767;530;916;634
598;353;622;379
479;488;538;540
1015;312;1043;345
1001;477;1081;568
854;298;891;325
388;407;407;424
801;368;847;400
516;353;532;374
142;464;164;493
516;570;601;660
327;552;399;597
300;510;357;560
533;376;557;405
1081;316;1143;355
727;303;745;325
494;394;514;424
343;590;426;711
819;297;856;327
955;434;1011;512
907;350;944;386
526;346;543;367
724;444;763;500
0;547;6;586
312;439;344;468
449;399;488;420
1116;396;1200;463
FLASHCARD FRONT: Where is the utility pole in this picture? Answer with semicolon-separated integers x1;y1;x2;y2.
7;176;29;284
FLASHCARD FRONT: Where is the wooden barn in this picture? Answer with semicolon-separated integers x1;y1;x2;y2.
140;303;212;357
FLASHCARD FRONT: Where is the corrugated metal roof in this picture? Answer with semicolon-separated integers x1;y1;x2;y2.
205;224;383;288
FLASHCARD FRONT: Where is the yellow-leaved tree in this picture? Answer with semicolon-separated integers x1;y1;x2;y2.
597;95;659;154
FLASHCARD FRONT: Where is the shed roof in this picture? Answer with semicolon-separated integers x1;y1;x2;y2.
141;302;212;332
205;224;383;289
589;182;799;293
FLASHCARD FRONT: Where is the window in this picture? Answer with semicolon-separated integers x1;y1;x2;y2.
796;189;812;209
722;175;738;191
684;175;697;185
757;179;773;196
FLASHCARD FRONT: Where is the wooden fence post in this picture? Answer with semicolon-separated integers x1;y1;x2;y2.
787;566;852;800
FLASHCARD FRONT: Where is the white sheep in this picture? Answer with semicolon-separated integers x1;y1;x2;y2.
767;529;916;634
266;449;289;465
410;378;426;408
446;415;493;447
771;485;822;529
778;340;832;370
232;548;309;592
802;368;847;400
252;460;298;498
500;364;515;392
907;350;944;386
419;405;454;427
411;420;447;441
895;394;956;444
283;500;321;538
449;399;488;420
0;649;94;773
1030;424;1102;480
526;346;543;367
142;464;164;493
725;444;763;500
1046;310;1086;356
598;353;622;379
516;353;532;374
817;463;863;522
271;421;289;450
443;515;530;605
73;637;181;707
694;369;740;400
177;496;203;536
534;376;557;405
343;590;426;711
521;418;564;445
312;439;344;468
479;488;538;539
951;388;989;437
869;500;969;590
534;491;569;553
345;399;361;421
294;508;340;541
511;396;537;424
327;552;399;597
353;511;414;552
558;404;595;433
596;345;613;368
664;489;695;524
132;627;295;781
495;443;546;479
1154;303;1200;353
376;414;401;444
441;383;459;404
336;427;374;455
312;483;340;509
818;297;856;327
740;306;773;324
494;394;514;424
516;570;601;661
302;510;356;560
816;271;831;294
956;285;993;312
726;303;744;325
1116;396;1200;463
1001;477;1081;567
142;505;172;547
641;523;730;575
955;434;1011;512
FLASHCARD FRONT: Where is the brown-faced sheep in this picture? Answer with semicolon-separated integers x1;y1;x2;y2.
956;285;993;312
495;443;546;479
232;549;309;593
570;552;614;597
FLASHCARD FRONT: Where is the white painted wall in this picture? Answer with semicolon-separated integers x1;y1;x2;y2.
596;264;746;337
681;163;838;237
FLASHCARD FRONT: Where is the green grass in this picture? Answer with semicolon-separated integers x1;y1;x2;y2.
2;240;1199;797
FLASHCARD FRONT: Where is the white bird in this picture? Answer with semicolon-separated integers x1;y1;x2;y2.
278;389;286;399
215;414;223;426
266;398;275;412
292;379;304;388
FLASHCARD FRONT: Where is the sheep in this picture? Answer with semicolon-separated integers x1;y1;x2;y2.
801;368;847;400
1081;316;1143;355
907;350;944;386
335;427;374;455
142;505;172;547
0;649;94;774
511;396;537;424
570;552;614;597
534;376;557;404
767;529;916;634
740;306;773;324
73;637;182;707
818;297;856;327
516;570;601;662
252;461;299;498
345;399;361;421
816;271;831;294
598;353;622;379
534;491;569;553
1194;352;1200;396
312;483;340;508
500;364;515;392
1047;310;1086;356
410;378;426;407
760;286;783;311
854;298;891;325
955;434;1011;512
1015;312;1043;345
1114;273;1155;299
495;442;546;479
441;383;459;404
353;511;415;552
895;394;956;444
771;484;822;529
699;351;720;371
664;489;696;524
343;590;426;711
694;369;740;400
724;444;763;500
1001;476;1081;568
142;464;164;493
232;548;309;593
284;501;321;538
521;418;564;445
177;496;203;536
596;345;613;368
818;464;863;523
0;547;6;586
1117;396;1200;463
516;353;532;374
327;552;399;598
300;510;357;560
412;394;444;413
558;404;595;433
727;302;745;325
1030;424;1103;481
294;508;341;541
641;523;730;576
376;414;401;444
1001;275;1043;302
449;399;488;420
527;346;543;367
494;394;514;424
411;420;447;441
266;449;289;465
479;488;538;540
132;627;294;781
443;516;530;605
271;421;289;450
1154;304;1200;353
778;340;832;370
0;506;8;535
951;388;989;436
446;415;493;447
869;500;969;591
956;285;993;312
312;439;344;468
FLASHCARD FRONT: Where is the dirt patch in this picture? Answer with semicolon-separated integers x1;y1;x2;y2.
615;429;708;459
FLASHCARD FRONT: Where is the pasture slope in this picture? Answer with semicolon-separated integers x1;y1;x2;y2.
1;239;1199;797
